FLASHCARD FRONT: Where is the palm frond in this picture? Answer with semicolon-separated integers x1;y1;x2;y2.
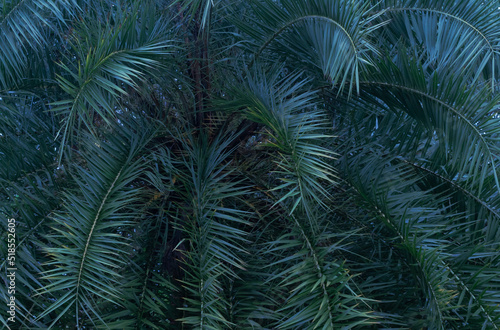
359;52;500;193
229;68;337;218
239;0;384;94
51;2;174;162
376;0;500;89
334;109;500;328
166;130;251;328
37;124;154;328
268;212;375;329
222;67;375;328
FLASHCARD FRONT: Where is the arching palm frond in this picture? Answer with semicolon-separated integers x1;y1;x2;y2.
335;140;500;328
229;68;337;215
238;0;384;94
222;68;375;328
360;52;500;194
375;0;500;88
333;70;500;327
37;124;155;328
51;2;174;162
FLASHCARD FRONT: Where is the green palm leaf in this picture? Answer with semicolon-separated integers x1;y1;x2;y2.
51;3;174;162
376;0;500;88
165;131;251;328
359;52;500;193
239;0;384;94
37;125;154;328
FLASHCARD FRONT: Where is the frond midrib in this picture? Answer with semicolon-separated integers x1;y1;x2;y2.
347;182;448;326
443;260;499;329
0;0;30;27
399;159;500;220
75;166;125;300
360;80;500;190
381;7;496;55
251;15;359;66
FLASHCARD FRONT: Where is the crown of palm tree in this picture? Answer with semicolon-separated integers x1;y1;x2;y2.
1;0;500;328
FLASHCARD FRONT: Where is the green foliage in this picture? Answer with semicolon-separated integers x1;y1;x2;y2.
1;0;500;328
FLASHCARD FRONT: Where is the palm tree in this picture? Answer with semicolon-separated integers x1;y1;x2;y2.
1;0;500;328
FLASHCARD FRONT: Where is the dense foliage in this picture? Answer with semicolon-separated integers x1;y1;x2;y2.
1;0;500;328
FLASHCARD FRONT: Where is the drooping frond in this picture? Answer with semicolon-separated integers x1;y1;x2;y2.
266;210;376;329
51;2;174;161
239;0;384;94
223;68;375;328
375;0;500;88
167;131;251;329
229;68;337;217
333;96;500;328
37;124;154;328
359;52;500;193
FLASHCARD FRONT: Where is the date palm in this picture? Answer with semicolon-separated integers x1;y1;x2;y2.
1;0;500;328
